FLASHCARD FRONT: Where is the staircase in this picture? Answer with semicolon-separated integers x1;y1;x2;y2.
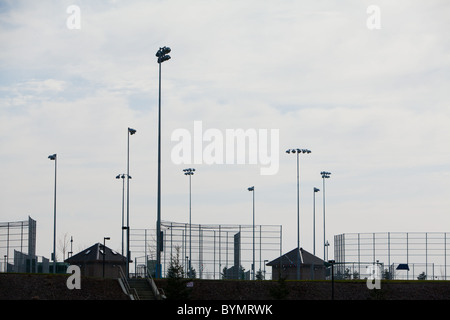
128;278;156;300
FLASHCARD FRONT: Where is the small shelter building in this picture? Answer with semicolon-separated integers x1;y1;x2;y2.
65;243;126;278
266;247;326;280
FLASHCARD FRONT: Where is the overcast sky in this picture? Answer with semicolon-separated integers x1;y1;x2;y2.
1;0;449;264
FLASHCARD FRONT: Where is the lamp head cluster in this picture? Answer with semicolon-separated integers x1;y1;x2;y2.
314;187;320;192
156;46;171;63
183;168;195;176
248;186;254;192
286;148;311;154
321;171;331;179
128;127;136;135
48;154;57;161
116;174;131;180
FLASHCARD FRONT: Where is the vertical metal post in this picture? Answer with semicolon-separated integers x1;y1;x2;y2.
253;188;255;280
52;155;57;274
126;130;130;277
259;225;262;277
313;189;316;256
121;175;125;257
296;153;300;280
189;173;192;277
313;187;319;256
280;225;283;279
6;223;10;271
445;233;447;280
426;232;428;279
156;60;162;279
407;232;409;280
219;225;221;278
322;176;326;262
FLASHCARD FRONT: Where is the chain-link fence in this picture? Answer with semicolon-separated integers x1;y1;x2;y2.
334;232;450;280
129;221;283;280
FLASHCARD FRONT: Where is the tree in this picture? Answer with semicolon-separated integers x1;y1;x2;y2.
187;266;196;279
256;269;264;280
58;233;70;261
269;275;289;299
417;272;427;280
221;267;228;279
382;268;392;280
166;246;191;300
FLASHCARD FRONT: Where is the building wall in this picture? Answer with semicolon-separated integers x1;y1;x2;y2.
271;264;326;280
77;262;124;278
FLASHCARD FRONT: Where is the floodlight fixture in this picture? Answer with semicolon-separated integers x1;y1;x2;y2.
183;168;195;176
156;46;172;63
286;148;311;154
128;127;136;135
156;46;171;57
321;171;331;178
48;154;57;160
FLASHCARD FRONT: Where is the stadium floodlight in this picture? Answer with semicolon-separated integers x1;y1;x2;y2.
286;148;311;280
156;46;172;278
125;127;136;277
48;153;57;273
184;168;195;278
248;186;255;280
313;187;320;255
321;171;332;261
286;147;311;280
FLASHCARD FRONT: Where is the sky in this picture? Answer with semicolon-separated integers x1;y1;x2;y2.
1;0;449;266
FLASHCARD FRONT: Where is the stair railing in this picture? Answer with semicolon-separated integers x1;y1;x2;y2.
146;268;166;300
118;266;140;300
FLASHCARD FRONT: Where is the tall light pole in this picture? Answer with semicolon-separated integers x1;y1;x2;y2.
286;148;311;280
126;127;136;277
183;168;195;278
116;173;131;258
69;236;73;259
103;237;110;278
156;46;171;279
313;187;320;256
248;186;255;280
321;171;331;261
48;153;57;273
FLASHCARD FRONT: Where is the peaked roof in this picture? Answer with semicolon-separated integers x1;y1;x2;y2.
266;247;324;267
65;243;126;264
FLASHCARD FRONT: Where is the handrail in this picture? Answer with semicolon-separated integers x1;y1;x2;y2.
118;266;140;300
146;268;166;300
